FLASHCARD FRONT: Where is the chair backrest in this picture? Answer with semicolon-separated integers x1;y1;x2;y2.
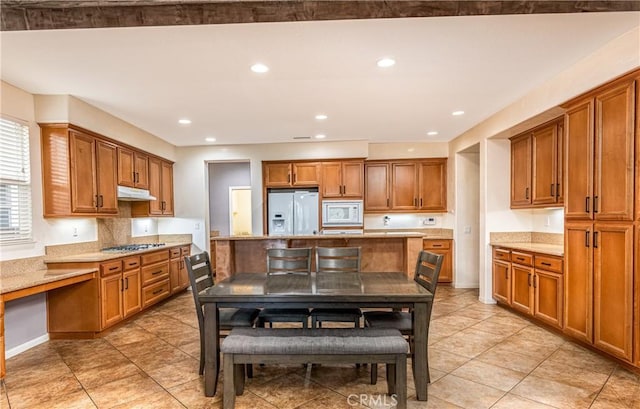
413;250;444;294
184;251;214;329
267;247;312;275
316;246;361;273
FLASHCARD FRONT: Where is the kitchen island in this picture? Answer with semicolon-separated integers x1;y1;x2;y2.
211;231;451;280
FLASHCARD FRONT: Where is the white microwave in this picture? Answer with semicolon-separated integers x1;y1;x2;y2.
322;200;363;226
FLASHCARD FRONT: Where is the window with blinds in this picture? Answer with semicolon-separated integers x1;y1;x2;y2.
0;117;32;243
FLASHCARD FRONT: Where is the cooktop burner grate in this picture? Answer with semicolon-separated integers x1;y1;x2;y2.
101;243;166;253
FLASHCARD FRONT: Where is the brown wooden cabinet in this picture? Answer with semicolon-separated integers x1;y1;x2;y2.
423;239;453;283
564;222;593;343
321;160;364;198
100;256;141;330
132;157;174;217
365;158;447;212
510;118;563;208
263;161;321;187
492;257;511;305
140;249;170;309
510;252;534;315
170;245;190;294
100;265;123;329
117;147;149;190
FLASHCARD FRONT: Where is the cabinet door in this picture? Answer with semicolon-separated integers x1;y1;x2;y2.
264;163;292;187
342;161;364;198
556;121;564;204
532;124;557;205
160;161;174;215
321;162;342;197
534;269;563;329
636;224;640;366
510;134;532;207
391;162;417;210
134;152;149;190
431;248;452;283
123;269;141;318
169;258;181;293
565;100;594;220
95;140;118;214
292;162;320;186
564;222;593;343
594;81;635;221
511;263;534;315
100;274;123;329
69;131;97;213
492;260;511;304
364;163;390;211
593;223;634;362
418;160;447;211
117;147;135;187
147;157;163;215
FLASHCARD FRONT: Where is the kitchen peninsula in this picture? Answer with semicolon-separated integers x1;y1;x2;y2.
211;230;453;280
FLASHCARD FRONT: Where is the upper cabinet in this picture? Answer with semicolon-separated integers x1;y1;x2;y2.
132;157;174;217
41;124;118;217
364;158;447;213
40;123;174;218
263;161;320;187
320;160;364;199
564;78;636;221
510;118;564;209
117;147;149;190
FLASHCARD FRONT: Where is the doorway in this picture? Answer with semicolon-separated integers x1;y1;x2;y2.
229;186;252;236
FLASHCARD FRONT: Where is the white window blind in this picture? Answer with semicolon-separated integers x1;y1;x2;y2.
0;117;32;243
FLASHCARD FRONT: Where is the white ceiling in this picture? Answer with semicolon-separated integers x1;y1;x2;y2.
1;12;639;146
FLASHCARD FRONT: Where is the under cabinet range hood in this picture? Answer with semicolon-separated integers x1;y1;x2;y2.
117;185;157;201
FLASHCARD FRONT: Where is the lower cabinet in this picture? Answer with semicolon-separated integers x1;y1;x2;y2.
100;256;142;329
170;245;191;294
423;239;453;283
492;247;564;330
141;250;170;309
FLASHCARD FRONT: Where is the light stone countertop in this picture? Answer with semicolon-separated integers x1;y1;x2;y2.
1;268;98;295
490;242;564;257
44;241;193;263
212;229;453;241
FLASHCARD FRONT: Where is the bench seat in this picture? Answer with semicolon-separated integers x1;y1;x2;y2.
221;328;408;409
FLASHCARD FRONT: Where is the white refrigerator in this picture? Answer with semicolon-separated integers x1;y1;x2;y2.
268;191;319;236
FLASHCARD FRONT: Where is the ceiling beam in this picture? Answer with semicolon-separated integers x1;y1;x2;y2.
2;1;639;31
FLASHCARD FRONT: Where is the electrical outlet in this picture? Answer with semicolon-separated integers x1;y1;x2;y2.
72;227;78;237
195;222;200;230
423;217;436;226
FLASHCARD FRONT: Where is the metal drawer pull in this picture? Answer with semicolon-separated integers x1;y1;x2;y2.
585;196;590;213
593;196;598;213
516;257;525;261
109;266;119;271
593;231;598;248
432;244;442;248
152;288;163;295
540;262;551;267
585;231;590;247
152;270;163;275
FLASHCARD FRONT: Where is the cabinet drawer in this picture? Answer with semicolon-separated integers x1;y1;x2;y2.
424;239;450;250
122;256;140;271
101;260;122;277
170;247;181;258
142;279;170;308
141;250;169;266
534;254;563;274
493;248;511;262
141;262;169;286
511;251;533;266
181;246;190;257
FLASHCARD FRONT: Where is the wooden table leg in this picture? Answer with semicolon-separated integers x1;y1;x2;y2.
204;302;220;396
413;302;428;401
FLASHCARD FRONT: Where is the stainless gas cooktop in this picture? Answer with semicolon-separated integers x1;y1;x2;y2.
101;243;166;253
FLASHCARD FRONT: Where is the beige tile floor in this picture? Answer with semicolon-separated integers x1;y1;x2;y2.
2;287;639;408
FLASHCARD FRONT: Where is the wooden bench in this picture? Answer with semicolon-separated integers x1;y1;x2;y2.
221;327;409;409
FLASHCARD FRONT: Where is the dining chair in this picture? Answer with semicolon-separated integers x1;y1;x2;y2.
363;250;444;384
310;247;363;328
184;252;260;375
257;247;312;328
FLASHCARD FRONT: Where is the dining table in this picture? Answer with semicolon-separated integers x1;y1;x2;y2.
199;271;434;401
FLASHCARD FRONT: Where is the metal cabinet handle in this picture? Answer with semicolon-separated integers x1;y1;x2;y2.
533;275;537;288
593;231;598;248
541;262;551;267
125;277;129;290
585;231;590;247
550;184;555;197
525;187;529;200
414;198;418;207
593;196;598;213
585;197;590;213
528;273;532;286
420;198;423;207
556;183;560;199
386;198;389;207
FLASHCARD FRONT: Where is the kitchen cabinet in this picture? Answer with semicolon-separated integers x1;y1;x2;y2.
492;248;511;304
117;147;149;190
140;249;170;309
364;158;447;212
132;157;174;217
100;256;141;330
510;251;534;315
263;161;320;187
170;245;190;294
533;254;564;329
423;239;453;283
510;118;563;208
320;160;364;198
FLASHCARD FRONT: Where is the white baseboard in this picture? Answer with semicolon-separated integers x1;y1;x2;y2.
453;282;479;289
6;334;50;359
478;295;497;305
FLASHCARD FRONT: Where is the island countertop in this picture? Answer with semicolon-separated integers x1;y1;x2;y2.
211;229;453;240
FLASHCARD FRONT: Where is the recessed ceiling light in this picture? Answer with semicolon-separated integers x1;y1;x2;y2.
178;118;191;125
314;134;326;139
205;137;216;142
427;131;439;136
315;114;328;120
452;110;465;116
377;58;396;68
251;63;269;73
408;148;415;152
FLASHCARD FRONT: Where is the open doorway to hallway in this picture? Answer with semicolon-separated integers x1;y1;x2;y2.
208;161;251;237
455;144;480;288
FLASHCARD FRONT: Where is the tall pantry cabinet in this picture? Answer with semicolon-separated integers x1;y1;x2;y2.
563;70;639;364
